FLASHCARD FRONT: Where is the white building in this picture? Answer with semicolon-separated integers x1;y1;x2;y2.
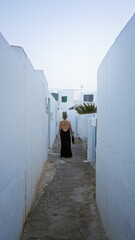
80;90;97;106
50;88;97;137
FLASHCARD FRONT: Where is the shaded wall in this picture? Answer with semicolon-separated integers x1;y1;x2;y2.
0;34;49;240
49;93;59;148
87;116;97;163
96;14;135;240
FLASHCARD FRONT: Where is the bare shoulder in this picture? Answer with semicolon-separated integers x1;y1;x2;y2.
66;120;71;125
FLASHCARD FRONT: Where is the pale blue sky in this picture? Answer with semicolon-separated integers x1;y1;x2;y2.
0;0;135;90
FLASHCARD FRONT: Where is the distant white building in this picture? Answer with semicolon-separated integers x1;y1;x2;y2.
50;88;97;137
81;91;97;106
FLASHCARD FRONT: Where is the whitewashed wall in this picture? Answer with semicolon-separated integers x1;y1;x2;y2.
49;93;59;148
0;34;49;240
77;113;95;144
87;116;97;162
96;14;135;240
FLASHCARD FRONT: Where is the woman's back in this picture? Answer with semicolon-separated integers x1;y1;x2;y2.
60;120;70;132
59;113;73;158
60;120;72;158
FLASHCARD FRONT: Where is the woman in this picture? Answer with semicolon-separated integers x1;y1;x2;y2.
59;112;74;158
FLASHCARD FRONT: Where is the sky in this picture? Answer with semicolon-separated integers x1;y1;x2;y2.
0;0;135;91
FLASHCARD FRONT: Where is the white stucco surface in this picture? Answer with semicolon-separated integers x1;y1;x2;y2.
0;34;50;240
87;117;96;162
96;14;135;240
49;93;59;148
77;114;95;144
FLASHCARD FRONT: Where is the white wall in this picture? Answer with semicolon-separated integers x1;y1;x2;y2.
87;116;97;162
77;113;97;162
0;34;49;240
96;14;135;240
77;113;95;144
49;93;59;148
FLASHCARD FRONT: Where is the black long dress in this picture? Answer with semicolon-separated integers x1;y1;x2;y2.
60;129;72;158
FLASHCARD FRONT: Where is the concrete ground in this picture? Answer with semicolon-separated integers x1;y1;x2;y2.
20;138;107;240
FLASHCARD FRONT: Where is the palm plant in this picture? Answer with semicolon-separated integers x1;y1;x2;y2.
75;103;97;114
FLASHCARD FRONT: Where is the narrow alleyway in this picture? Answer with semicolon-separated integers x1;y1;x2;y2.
20;138;107;240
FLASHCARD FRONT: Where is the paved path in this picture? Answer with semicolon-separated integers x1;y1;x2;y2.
20;138;107;240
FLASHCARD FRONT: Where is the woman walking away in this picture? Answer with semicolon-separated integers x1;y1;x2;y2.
59;113;74;158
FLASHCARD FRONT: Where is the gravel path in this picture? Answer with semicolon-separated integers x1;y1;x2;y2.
20;138;107;240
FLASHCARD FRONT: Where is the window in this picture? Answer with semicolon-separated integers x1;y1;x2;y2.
51;93;58;101
83;94;93;102
62;96;67;102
